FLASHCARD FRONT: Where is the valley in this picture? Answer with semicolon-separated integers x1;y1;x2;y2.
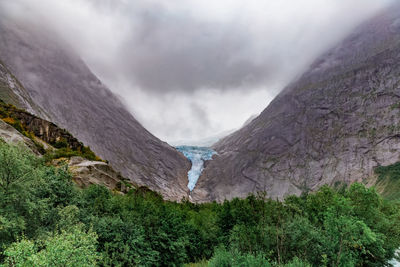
1;1;400;266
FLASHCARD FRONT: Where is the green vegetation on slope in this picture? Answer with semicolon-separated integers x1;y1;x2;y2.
43;146;101;162
0;99;101;161
0;142;399;266
375;162;400;201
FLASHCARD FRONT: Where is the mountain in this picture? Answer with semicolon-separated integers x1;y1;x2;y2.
192;4;400;202
0;99;131;192
0;18;190;201
0;59;48;119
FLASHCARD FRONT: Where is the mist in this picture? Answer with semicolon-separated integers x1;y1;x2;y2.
0;0;393;144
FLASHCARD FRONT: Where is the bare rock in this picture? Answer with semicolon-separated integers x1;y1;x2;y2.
0;119;39;153
66;156;129;192
0;18;190;201
192;4;400;202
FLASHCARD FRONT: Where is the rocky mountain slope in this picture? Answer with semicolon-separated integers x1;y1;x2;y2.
192;4;400;202
0;60;47;119
0;118;38;152
0;99;130;192
0;18;190;200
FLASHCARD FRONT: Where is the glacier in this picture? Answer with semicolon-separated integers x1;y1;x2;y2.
176;146;216;191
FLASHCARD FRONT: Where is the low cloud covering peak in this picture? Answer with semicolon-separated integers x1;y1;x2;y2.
0;0;393;142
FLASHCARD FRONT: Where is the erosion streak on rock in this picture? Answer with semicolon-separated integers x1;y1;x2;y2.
0;19;190;201
192;4;400;202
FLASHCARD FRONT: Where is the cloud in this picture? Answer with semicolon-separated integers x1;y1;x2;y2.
0;0;394;142
119;11;273;92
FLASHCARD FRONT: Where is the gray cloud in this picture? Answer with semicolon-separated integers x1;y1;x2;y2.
119;11;273;92
106;0;393;94
0;0;394;142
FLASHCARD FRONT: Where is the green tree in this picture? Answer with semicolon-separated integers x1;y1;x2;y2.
0;142;38;194
2;226;100;267
0;143;77;255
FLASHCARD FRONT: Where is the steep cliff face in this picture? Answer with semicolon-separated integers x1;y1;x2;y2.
0;101;83;151
0;60;47;119
0;19;190;200
192;4;400;202
0;97;132;192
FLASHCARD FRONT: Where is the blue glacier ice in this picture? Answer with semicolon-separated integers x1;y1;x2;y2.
176;146;217;191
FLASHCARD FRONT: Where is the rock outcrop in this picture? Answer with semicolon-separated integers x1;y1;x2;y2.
0;119;38;153
64;156;131;192
0;18;190;200
0;118;130;192
192;4;400;202
0;101;84;151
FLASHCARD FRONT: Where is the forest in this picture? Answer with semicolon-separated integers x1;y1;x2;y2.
0;142;399;266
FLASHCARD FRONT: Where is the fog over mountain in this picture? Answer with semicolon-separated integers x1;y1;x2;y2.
0;0;393;143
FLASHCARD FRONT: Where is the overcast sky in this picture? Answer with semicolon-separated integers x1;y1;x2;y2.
0;0;394;144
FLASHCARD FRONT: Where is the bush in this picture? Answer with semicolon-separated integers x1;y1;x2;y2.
52;138;68;149
283;257;311;267
208;247;271;267
2;226;100;267
44;147;100;162
2;117;24;133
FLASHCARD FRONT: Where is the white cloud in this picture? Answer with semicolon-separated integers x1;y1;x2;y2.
0;0;393;143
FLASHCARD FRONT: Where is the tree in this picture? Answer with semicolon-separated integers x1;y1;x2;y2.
0;143;38;194
2;226;100;267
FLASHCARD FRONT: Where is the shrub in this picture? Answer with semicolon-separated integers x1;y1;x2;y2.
2;226;100;267
208;247;271;267
44;147;100;162
52;138;68;149
2;117;24;133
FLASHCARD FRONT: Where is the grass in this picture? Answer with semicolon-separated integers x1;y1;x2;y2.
44;146;102;162
374;162;400;201
184;260;209;267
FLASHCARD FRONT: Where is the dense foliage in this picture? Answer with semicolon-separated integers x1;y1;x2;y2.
375;162;400;201
0;142;399;266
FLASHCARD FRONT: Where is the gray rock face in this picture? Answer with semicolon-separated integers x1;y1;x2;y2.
0;60;47;118
66;156;129;192
192;4;400;202
0;19;190;201
0;119;38;153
